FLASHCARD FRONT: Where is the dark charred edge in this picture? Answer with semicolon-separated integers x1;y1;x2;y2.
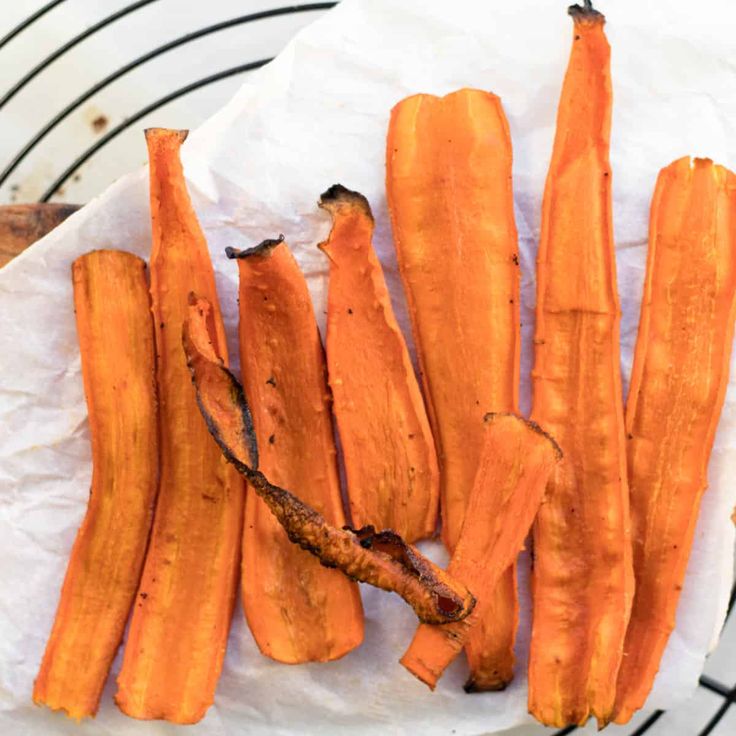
348;526;475;621
185;347;260;471
225;235;285;260
463;676;510;694
568;1;604;22
318;184;374;222
482;411;563;461
144;127;189;144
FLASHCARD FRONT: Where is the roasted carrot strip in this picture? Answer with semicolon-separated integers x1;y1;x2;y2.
183;295;476;625
386;87;521;686
318;184;439;542
613;157;736;723
115;129;243;724
224;237;364;663
33;251;157;720
400;414;561;691
527;5;633;728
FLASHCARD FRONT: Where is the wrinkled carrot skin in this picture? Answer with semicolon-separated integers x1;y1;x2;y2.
115;129;243;725
183;296;477;625
400;414;561;691
613;158;736;724
318;184;439;542
33;251;157;720
387;87;521;684
228;238;364;663
528;7;633;728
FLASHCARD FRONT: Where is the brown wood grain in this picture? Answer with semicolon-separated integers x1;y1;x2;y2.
0;203;81;267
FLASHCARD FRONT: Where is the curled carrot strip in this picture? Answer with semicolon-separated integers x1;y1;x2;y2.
183;296;476;625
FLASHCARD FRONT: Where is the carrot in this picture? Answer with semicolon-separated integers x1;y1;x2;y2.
226;237;364;663
115;129;243;724
183;295;477;625
400;414;561;691
386;87;521;686
318;184;439;542
613;157;736;723
33;251;157;720
527;4;633;728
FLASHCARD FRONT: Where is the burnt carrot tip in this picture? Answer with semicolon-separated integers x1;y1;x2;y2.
319;184;374;220
143;127;189;143
568;1;604;22
482;412;564;460
464;677;509;694
225;235;285;260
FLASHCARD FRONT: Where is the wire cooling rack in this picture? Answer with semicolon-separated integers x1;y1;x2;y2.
0;0;337;204
1;2;735;735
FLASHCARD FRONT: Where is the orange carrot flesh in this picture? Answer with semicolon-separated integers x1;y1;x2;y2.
183;295;476;625
318;184;439;542
115;129;243;724
400;414;561;691
613;158;736;724
33;251;157;720
527;6;633;728
386;87;521;685
227;238;364;663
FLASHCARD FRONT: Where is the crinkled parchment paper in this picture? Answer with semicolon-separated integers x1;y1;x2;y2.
1;1;735;734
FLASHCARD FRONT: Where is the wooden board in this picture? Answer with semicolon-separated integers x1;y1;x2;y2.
0;204;81;268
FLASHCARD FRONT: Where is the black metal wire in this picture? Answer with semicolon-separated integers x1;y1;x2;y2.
0;0;67;51
0;3;336;190
552;726;578;735
727;579;736;617
699;674;732;699
39;58;270;202
629;710;665;735
698;699;733;736
0;0;161;109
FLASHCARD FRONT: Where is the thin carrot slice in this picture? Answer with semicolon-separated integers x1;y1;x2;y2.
33;251;157;720
613;157;736;724
115;129;243;725
183;295;476;625
400;413;561;691
225;237;364;663
386;87;521;686
527;4;633;728
318;184;439;542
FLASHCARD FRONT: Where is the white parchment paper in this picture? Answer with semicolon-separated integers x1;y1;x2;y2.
1;1;736;733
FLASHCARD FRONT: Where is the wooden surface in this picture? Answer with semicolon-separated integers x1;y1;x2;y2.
0;204;81;267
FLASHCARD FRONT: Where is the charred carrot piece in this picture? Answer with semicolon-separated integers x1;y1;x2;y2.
528;4;634;728
115;129;243;724
613;158;736;723
318;184;439;543
386;87;521;686
183;295;476;625
33;251;157;720
226;237;364;663
400;414;561;691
